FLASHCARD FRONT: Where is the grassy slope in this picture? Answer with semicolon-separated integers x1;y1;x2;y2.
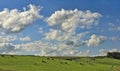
0;55;120;71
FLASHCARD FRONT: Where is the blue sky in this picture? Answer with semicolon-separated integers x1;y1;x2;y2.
0;0;120;56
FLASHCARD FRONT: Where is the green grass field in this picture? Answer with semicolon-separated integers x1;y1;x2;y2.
0;55;120;71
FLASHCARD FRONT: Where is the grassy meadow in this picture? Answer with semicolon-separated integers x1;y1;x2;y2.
0;55;120;71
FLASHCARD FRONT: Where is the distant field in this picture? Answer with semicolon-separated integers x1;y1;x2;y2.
0;55;120;71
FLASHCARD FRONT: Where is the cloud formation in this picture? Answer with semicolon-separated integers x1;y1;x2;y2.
0;5;113;56
0;4;43;33
45;29;70;41
15;41;91;56
0;43;15;54
19;36;31;41
46;9;102;32
85;34;107;47
0;35;16;43
45;29;88;47
0;40;91;56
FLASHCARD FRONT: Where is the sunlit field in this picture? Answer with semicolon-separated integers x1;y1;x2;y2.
0;55;120;71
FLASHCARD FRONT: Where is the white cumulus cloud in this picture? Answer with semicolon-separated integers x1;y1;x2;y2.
45;29;70;41
45;29;88;47
85;34;107;47
0;4;43;33
46;9;102;32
